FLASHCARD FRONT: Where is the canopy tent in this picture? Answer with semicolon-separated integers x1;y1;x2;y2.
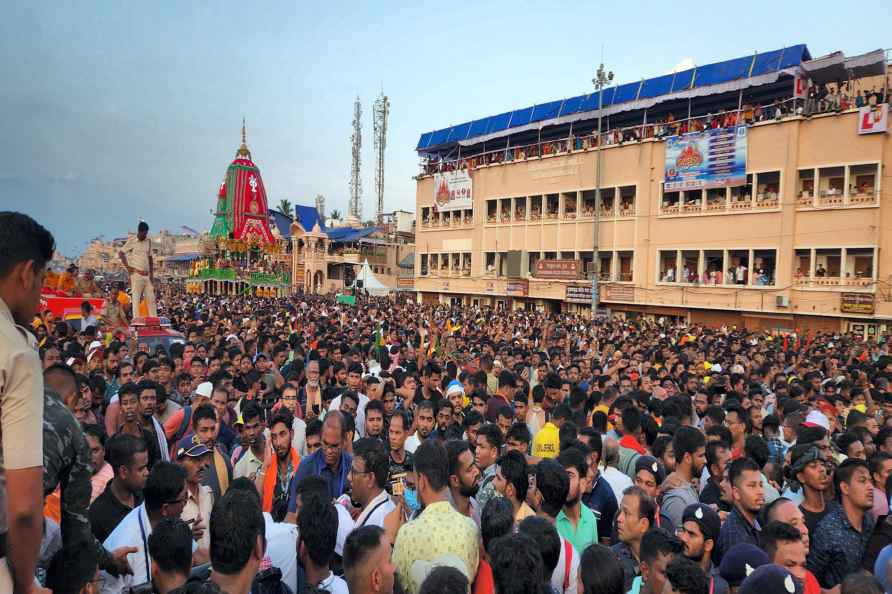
416;44;812;153
802;49;887;84
353;260;391;296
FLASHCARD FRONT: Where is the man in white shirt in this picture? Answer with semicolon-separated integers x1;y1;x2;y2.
329;389;369;438
175;435;214;551
80;300;99;331
349;439;396;530
102;462;197;593
118;220;156;317
405;400;436;454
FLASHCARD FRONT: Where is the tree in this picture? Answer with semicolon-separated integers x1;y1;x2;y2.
277;199;293;217
329;209;342;221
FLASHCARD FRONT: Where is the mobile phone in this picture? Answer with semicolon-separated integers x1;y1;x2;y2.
390;473;407;496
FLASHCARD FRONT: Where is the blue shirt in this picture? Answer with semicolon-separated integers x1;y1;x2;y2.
807;502;875;588
583;474;618;541
286;449;352;513
715;506;760;566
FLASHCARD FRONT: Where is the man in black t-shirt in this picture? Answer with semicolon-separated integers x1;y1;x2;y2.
387;410;413;490
89;433;149;542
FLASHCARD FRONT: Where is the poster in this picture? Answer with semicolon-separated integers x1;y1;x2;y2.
841;293;875;314
565;284;592;304
432;170;473;211
664;126;747;190
858;104;888;135
534;259;583;280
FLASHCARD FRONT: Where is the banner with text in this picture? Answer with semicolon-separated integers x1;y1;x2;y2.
858;104;889;135
433;170;473;211
664;126;747;190
534;259;583;280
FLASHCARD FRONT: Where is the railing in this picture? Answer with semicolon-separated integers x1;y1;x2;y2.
477;205;637;224
661;193;782;216
420;96;818;176
794;276;874;289
797;189;878;209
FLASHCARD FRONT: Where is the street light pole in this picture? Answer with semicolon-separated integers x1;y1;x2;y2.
590;62;614;315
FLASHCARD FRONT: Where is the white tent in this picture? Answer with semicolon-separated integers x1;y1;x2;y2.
354;259;391;296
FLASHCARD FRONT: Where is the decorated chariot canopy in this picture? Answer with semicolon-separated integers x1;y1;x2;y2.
210;120;276;246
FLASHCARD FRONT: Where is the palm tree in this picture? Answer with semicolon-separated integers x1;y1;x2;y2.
329;209;342;221
277;199;293;217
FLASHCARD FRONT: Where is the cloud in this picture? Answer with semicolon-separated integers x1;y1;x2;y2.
667;57;695;74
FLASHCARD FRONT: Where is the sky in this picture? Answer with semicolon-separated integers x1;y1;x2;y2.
1;2;888;257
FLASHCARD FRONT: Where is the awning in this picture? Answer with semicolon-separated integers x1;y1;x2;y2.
164;253;200;262
799;49;886;84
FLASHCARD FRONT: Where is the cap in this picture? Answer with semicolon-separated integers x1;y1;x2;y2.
803;410;830;431
195;381;213;399
739;565;802;594
446;379;464;397
176;435;211;459
681;503;721;542
719;543;770;586
634;456;666;485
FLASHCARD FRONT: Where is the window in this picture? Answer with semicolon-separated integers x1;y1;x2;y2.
847;248;874;282
619;187;636;216
581;190;596;217
794;249;811;280
581;251;594;276
704;250;724;285
756;171;780;206
798;170;815;206
662;188;680;213
500;198;512;221
617;251;634;281
682;190;703;213
487;200;497;223
600;188;615;216
562;192;577;219
463;209;473;225
498;252;508;277
451;253;460;273
421;207;431;226
514;197;527;221
528;252;540;274
598;252;613;281
420;254;429;275
560;251;575;260
659;250;677;282
818;167;845;205
706;188;726;211
530;195;543;221
730;174;753;208
727;250;749;285
462;253;471;275
544;251;557;260
680;250;700;283
815;248;841;278
485;252;496;274
850;164;879;204
546;194;559;219
753;250;776;286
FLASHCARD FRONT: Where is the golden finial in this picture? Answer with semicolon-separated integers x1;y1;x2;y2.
236;117;251;158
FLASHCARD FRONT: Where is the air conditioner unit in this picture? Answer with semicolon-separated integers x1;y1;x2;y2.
775;295;790;307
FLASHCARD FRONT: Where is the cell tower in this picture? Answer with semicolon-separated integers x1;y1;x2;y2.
349;96;362;221
372;92;390;225
315;194;326;221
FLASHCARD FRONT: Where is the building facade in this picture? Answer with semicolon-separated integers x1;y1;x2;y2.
414;46;891;337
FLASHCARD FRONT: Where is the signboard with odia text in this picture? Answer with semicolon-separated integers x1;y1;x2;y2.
534;259;583;280
841;292;875;314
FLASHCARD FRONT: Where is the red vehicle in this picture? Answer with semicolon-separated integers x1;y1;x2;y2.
131;317;185;355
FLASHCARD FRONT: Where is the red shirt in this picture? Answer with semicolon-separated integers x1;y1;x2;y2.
474;559;494;594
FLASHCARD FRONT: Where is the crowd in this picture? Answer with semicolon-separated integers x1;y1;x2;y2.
6;209;892;594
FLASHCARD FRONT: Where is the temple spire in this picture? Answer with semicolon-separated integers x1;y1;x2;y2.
236;117;251;159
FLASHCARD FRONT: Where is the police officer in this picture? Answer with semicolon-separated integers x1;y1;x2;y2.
0;212;54;594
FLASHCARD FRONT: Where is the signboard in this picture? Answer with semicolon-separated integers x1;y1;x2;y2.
604;284;635;302
841;292;875;315
485;281;495;294
396;277;415;290
433;170;473;212
793;74;807;99
506;279;528;296
565;284;592;304
664;126;747;190
533;259;583;280
858;104;888;135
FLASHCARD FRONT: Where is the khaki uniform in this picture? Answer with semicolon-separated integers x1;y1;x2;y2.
0;297;45;588
120;236;156;317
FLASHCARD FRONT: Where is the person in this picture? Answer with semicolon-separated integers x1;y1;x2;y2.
662;427;706;531
489;532;549;594
79;301;98;332
405;401;435;454
364;400;386;442
205;488;267;594
0;212;55;594
175;434;213;550
419;566;469;594
613;485;657;591
578;544;625;594
759;521;820;594
279;384;308;455
287;413;351;511
531;459;580;594
89;433;149;543
482;498;520;594
676;504;728;594
719;542;770;592
557;446;598;553
789;446;831;537
392;440;479;594
738;565;803;594
869;453;892;519
147;518;192;594
664;556;709;594
299;491;347;594
116;382;162;468
101;462;195;593
136;379;170;463
350;438;396;529
808;458;876;589
83;425;114;504
258;409;300;522
118;220;157;318
485;370;517;423
232;402;266;480
475;423;502;513
715;458;764;565
633;528;685;594
602;440;634;504
189;403;232;500
493;449;533;526
445;439;481;525
387;410;413;483
699;441;730;510
618;406;647;477
343;525;396;594
580;430;617;542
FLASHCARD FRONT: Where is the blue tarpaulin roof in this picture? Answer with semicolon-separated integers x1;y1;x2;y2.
268;210;293;239
294;205;326;233
326;226;379;243
165;253;200;262
417;44;811;152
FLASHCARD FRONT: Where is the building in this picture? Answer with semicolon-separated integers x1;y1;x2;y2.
288;205;414;294
414;45;892;337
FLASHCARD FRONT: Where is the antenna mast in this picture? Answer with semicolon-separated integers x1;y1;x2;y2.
373;92;390;225
315;194;326;221
349;96;363;221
